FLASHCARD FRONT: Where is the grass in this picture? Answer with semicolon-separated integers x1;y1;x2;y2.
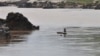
66;0;100;4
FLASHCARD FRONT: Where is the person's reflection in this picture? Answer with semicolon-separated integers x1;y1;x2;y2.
1;24;11;43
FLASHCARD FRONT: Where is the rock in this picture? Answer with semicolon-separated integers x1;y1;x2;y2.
0;18;5;26
95;4;100;9
6;12;39;30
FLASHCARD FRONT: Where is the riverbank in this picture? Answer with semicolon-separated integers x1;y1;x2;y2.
1;0;100;9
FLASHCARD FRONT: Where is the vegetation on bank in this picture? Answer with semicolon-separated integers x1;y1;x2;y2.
0;0;100;9
66;0;95;4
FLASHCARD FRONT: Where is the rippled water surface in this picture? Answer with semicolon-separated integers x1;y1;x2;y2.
0;27;100;56
0;7;100;56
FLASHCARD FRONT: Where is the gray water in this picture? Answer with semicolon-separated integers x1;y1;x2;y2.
0;7;100;56
0;26;100;56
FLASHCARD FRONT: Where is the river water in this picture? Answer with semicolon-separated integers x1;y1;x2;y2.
0;7;100;56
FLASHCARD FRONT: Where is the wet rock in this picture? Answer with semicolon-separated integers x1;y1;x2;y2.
95;4;100;9
0;18;5;26
6;12;39;30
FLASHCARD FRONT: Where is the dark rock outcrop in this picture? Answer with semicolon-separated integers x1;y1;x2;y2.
6;12;39;30
95;4;100;9
0;18;5;26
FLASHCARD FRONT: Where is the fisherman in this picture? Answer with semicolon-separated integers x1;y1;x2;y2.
64;28;66;33
63;28;67;37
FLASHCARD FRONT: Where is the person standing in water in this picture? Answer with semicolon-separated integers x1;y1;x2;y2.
63;28;67;37
57;28;67;37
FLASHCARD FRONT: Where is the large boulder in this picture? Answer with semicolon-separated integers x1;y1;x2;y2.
95;4;100;9
6;12;39;30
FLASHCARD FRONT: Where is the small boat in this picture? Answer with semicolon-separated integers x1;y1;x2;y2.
57;32;66;34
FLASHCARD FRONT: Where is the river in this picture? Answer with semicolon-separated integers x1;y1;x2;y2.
0;6;100;56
